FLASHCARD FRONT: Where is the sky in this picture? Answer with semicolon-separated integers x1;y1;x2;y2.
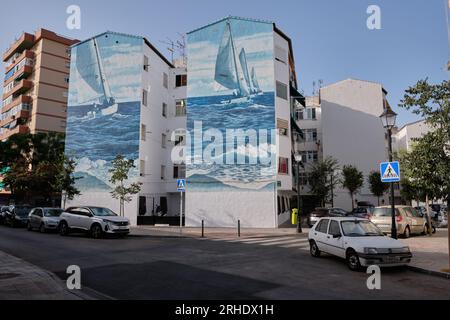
1;0;449;126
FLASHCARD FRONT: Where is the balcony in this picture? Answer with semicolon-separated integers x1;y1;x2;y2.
0;110;30;128
2;95;32;113
13;65;33;82
4;50;34;74
0;125;29;141
3;33;35;62
2;80;32;100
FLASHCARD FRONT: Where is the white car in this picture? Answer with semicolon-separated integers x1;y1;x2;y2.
308;217;412;271
59;206;130;239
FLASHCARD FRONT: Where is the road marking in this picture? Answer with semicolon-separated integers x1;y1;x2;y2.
238;236;297;244
260;238;308;246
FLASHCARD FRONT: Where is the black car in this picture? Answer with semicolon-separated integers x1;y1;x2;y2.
308;207;350;227
4;205;33;227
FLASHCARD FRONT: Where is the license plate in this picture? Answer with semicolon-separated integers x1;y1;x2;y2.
118;226;128;230
384;256;400;263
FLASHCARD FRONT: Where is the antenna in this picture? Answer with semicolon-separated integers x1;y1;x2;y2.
160;33;187;65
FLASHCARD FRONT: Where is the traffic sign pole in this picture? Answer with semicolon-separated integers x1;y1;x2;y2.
180;191;183;236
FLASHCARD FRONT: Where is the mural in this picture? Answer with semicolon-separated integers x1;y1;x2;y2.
187;17;276;192
65;32;143;192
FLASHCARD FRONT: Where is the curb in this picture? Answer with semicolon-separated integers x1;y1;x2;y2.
407;265;450;280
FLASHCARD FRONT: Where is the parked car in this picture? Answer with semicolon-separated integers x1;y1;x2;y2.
59;206;130;239
308;217;412;271
0;206;10;224
414;206;437;233
308;207;350;227
351;207;374;219
27;208;63;233
357;201;375;208
370;206;428;238
4;205;33;227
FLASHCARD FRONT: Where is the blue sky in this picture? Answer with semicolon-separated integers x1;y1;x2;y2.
1;0;448;126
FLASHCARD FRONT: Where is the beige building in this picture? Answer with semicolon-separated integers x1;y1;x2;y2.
1;29;79;141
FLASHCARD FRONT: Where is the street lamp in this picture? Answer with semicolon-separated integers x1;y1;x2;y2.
379;108;398;239
294;153;303;233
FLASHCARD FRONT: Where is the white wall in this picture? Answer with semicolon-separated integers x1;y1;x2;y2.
320;79;388;210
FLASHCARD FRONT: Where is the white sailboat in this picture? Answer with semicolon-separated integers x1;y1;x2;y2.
215;20;252;104
251;67;263;95
76;38;118;117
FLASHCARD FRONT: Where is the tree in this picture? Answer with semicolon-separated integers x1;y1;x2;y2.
368;171;389;206
308;157;340;207
399;79;450;208
341;165;364;210
109;155;142;217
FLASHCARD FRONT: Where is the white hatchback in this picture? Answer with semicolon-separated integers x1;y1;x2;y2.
308;217;412;271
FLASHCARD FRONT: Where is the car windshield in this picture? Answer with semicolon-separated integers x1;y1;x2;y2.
90;207;117;217
15;207;32;216
372;207;398;217
341;220;384;237
44;209;63;217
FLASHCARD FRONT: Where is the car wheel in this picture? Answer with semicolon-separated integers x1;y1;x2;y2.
27;222;33;231
90;224;103;239
310;240;321;257
59;221;69;236
39;224;46;233
403;226;410;239
432;226;436;234
346;250;362;271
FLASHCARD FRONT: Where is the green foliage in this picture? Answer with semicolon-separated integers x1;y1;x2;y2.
308;157;340;207
109;155;142;216
0;133;79;204
399;79;450;207
341;165;364;209
368;171;389;205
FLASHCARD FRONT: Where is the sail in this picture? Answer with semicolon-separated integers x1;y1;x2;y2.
93;38;114;105
251;67;261;92
75;40;104;104
239;48;253;93
214;23;240;91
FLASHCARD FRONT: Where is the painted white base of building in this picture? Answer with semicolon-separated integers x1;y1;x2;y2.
65;192;139;227
186;191;277;228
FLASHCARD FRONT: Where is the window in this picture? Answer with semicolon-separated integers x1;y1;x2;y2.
299;151;318;163
142;89;148;106
64;77;70;84
140;160;145;176
65;62;71;68
176;99;187;117
278;157;289;175
176;74;187;87
162;103;167;117
163;73;168;89
276;81;288;100
143;55;149;71
66;47;71;56
173;165;186;179
300;129;317;142
161;133;167;148
275;46;287;64
277;118;289;136
316;219;330;233
299;172;309;186
161;165;166;180
174;134;185;146
296;108;317;121
328;220;341;236
141;124;146;141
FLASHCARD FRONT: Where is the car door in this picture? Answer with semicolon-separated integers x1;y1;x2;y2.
325;220;345;258
66;208;83;229
32;209;43;228
77;208;93;230
28;209;37;228
312;219;331;253
410;207;425;233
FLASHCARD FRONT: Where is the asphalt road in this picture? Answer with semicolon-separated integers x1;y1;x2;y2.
0;225;449;300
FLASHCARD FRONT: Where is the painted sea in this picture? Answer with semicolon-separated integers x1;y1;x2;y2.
187;92;276;192
65;101;140;192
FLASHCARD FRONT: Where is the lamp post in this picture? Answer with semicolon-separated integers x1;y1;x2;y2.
379;108;398;239
294;153;303;233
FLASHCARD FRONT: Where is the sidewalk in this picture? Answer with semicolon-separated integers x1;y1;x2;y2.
0;251;86;300
400;229;450;278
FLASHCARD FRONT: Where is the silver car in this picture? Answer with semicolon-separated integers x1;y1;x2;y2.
27;208;63;233
371;206;427;238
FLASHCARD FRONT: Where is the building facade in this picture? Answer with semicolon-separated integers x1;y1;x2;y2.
392;119;432;153
185;17;303;228
295;79;390;211
64;31;187;226
1;29;79;141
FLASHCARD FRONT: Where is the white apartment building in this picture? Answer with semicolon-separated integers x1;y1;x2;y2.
392;119;432;153
295;79;390;211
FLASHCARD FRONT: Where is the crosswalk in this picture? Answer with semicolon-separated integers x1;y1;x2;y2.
205;235;311;251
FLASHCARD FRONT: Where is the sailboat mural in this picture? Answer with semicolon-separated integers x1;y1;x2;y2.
214;20;263;104
75;38;118;118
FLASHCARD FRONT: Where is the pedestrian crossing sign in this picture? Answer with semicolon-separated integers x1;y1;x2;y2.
177;179;186;191
380;161;400;183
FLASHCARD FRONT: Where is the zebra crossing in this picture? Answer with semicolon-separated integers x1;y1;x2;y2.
206;235;311;250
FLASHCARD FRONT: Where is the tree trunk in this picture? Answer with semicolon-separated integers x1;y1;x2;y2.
377;196;380;206
351;193;354;210
425;194;432;236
